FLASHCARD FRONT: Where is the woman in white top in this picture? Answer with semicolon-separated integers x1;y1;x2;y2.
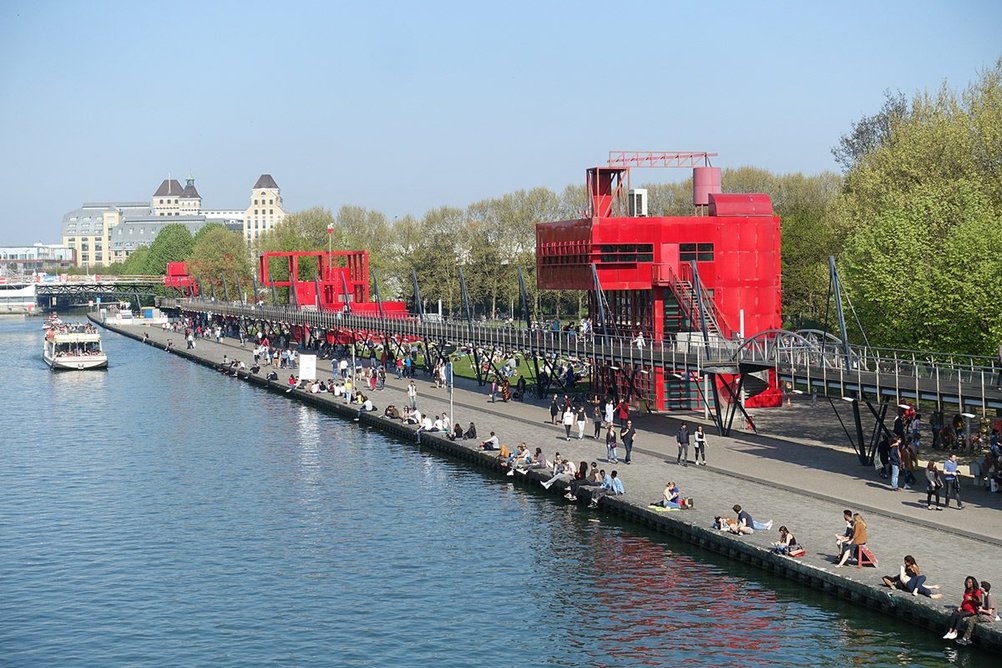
694;425;707;465
562;407;575;440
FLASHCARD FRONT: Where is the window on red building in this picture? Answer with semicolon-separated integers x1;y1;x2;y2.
680;243;714;262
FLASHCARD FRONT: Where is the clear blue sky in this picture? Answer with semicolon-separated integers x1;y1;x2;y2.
1;0;999;245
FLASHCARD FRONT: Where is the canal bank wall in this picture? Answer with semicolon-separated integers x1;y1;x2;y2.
94;314;1002;655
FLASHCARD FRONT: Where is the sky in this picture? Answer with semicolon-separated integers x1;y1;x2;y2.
0;0;999;246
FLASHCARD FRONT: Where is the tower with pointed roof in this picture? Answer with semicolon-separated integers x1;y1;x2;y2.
244;174;285;243
152;177;186;216
179;175;202;215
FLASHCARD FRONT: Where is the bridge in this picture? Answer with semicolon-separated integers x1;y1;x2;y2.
157;297;1002;467
35;276;164;310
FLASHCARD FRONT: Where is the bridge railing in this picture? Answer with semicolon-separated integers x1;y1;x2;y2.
160;298;1002;406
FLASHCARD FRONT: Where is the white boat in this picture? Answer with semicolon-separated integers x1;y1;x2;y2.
43;327;108;370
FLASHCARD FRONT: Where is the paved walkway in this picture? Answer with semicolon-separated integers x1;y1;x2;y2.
113;322;1001;645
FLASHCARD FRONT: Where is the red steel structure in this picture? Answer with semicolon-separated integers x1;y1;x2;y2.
258;250;407;316
536;153;783;410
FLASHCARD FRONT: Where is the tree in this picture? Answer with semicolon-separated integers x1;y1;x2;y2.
832;91;908;171
188;227;253;298
121;246;152;275
833;59;1002;354
145;224;194;274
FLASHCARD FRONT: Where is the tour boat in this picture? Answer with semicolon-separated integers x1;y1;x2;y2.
43;326;108;370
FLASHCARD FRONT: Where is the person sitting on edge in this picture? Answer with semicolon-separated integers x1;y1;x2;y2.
464;422;477;440
540;456;574;490
956;581;996;646
651;482;682;509
835;513;868;567
732;504;772;534
432;415;444;432
504;444;530;475
406;409;422;425
834;509;854;554
609;470;625;495
943;576;984;640
881;555;943;598
480;431;500;451
565;462;602;502
771;526;804;556
587;469;615;508
383;405;401;420
266;370;278;382
288;374;297;388
449;423;463;441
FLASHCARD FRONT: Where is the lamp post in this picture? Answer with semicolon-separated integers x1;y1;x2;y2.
327;223;333;255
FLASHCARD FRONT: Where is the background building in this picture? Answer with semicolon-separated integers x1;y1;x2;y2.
243;174;285;244
0;243;76;280
61;173;283;267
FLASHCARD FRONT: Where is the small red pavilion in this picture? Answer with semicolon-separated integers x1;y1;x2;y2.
535;152;783;410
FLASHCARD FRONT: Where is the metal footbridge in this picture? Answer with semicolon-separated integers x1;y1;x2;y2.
158;296;1002;464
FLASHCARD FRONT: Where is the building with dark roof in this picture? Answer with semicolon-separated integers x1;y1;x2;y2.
61;172;285;267
244;174;285;244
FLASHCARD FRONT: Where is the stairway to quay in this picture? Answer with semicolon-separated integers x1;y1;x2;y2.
93;313;1002;655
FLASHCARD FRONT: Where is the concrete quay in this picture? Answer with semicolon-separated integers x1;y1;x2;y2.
95;315;1002;654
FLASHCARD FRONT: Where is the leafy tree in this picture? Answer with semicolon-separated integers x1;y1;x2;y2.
145;224;194;274
834;58;1002;354
832;91;908;171
121;246;152;274
193;222;227;244
188;227;253;298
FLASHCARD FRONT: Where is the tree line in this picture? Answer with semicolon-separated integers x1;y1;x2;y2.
94;58;1001;357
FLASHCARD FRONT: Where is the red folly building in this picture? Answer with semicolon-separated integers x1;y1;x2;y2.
535;152;783;410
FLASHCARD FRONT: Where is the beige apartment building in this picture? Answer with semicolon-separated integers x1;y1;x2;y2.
62;174;286;268
243;174;285;244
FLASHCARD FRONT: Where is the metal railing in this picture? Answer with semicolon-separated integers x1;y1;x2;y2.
159;297;1002;412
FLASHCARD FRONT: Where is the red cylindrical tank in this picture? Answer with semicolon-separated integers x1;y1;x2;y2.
692;166;722;206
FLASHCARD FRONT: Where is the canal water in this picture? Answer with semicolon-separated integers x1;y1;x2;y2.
0;317;976;666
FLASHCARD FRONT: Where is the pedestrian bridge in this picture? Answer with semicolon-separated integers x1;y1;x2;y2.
159;298;1002;415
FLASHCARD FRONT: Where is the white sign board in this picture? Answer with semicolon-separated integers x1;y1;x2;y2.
299;354;317;381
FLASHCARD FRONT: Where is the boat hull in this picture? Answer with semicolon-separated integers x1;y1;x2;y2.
43;353;108;370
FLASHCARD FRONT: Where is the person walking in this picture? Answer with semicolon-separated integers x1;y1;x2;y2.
592;405;604;439
605;425;619;463
943;454;963;508
620;420;636;465
693;425;707;465
562;406;575;441
676;423;690;467
576;406;587;440
549;395;560;425
926;460;944;510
